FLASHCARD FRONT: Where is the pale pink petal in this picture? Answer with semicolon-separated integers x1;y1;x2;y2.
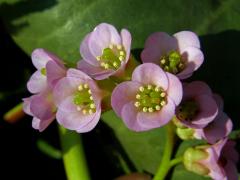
178;47;204;79
132;63;168;90
27;70;47;94
224;160;238;180
166;72;182;105
183;81;212;99
121;101;146;132
173;31;200;51
46;60;66;90
137;97;175;129
111;81;141;117
213;94;224;110
141;32;177;64
67;68;92;81
30;92;55;121
121;29;131;63
32;117;55;132
80;33;100;66
58;95;77;112
22;97;33;116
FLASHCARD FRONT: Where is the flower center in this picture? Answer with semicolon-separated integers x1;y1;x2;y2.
96;44;126;70
73;83;96;115
134;84;167;113
177;100;199;121
159;50;185;74
41;68;47;76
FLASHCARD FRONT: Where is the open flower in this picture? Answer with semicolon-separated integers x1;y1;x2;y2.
141;31;203;79
111;63;182;131
175;81;218;129
194;94;232;144
23;49;66;131
78;23;131;80
53;69;103;133
183;139;239;180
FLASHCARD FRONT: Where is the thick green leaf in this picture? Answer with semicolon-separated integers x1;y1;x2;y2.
101;111;166;174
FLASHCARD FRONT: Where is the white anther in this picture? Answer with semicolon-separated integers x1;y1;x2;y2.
90;96;93;100
139;86;144;92
90;103;95;109
113;62;118;67
109;44;114;49
160;101;166;106
147;85;152;90
164;66;169;71
100;62;106;67
96;56;101;61
88;89;92;94
155;105;161;111
82;109;87;115
119;56;124;61
143;107;148;112
160;59;166;64
78;85;83;91
160;92;166;97
104;64;109;69
148;107;154;112
119;51;125;56
84;84;88;89
155;87;160;92
89;109;94;115
77;106;81;111
134;101;140;107
117;45;122;50
179;63;184;68
136;94;141;99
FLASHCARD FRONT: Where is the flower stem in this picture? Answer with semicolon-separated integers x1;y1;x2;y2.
153;123;175;180
169;156;183;167
58;125;90;180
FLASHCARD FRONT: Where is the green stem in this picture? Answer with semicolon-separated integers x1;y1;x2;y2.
169;156;183;167
58;125;90;180
153;123;175;180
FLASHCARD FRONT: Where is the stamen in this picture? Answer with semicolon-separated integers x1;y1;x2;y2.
84;84;88;89
119;51;125;56
109;44;114;49
96;56;101;61
117;45;122;50
160;101;166;106
134;101;140;107
148;107;154;112
119;56;124;61
160;59;166;64
160;92;166;97
139;86;144;92
90;96;93;100
89;109;94;115
90;103;95;109
77;106;81;111
136;94;141;99
82;109;87;115
143;107;148;112
155;105;161;110
78;85;83;91
88;89;92;94
147;85;152;90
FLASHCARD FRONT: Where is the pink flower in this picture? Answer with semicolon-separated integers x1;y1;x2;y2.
53;69;103;133
194;94;232;144
183;139;239;180
111;63;182;131
78;23;131;80
23;49;66;131
175;81;218;129
141;31;203;79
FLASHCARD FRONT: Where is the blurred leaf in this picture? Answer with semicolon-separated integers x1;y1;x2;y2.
102;111;166;174
37;139;62;159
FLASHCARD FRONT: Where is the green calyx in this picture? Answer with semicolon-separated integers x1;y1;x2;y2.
176;127;195;140
97;44;126;70
73;84;96;115
134;85;167;113
41;68;47;75
177;100;199;121
159;50;185;74
183;147;210;176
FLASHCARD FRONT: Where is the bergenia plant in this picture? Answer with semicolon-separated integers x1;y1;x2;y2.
18;23;239;180
141;31;204;79
78;23;131;80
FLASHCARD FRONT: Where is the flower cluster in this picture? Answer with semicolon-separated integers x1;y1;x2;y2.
23;23;238;179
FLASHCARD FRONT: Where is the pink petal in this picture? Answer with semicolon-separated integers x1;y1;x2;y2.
22;97;32;116
111;81;141;117
166;72;182;106
121;29;131;63
67;68;92;81
178;47;204;79
141;32;177;64
121;101;145;131
27;70;47;94
77;60;114;80
137;97;175;130
58;95;77;112
173;31;200;51
30;92;55;121
32;48;63;70
192;94;218;128
132;63;168;90
89;23;120;57
183;81;212;99
32;117;54;132
203;112;232;144
80;33;100;66
213;94;224;110
46;60;66;90
224;160;238;180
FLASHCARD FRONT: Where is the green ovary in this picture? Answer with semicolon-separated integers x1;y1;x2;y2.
97;44;126;70
41;68;47;75
73;84;96;115
177;100;199;121
134;85;167;113
159;50;185;74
